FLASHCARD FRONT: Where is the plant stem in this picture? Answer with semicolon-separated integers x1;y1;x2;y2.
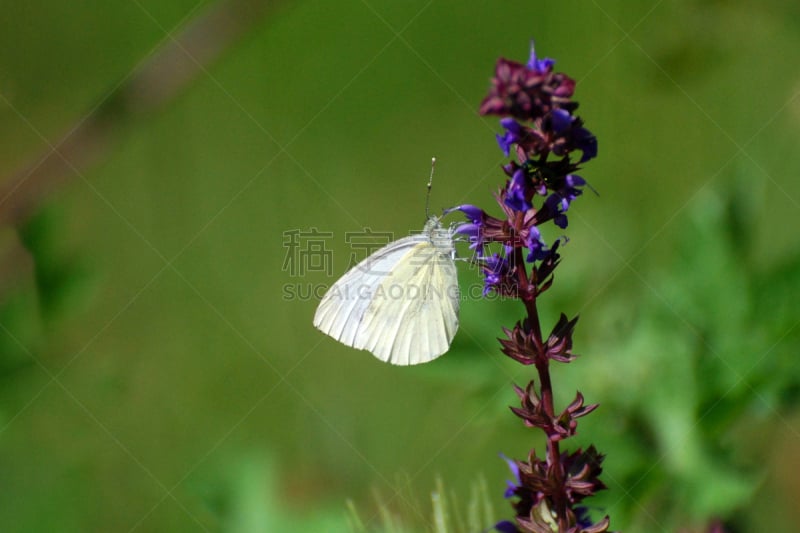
515;244;568;529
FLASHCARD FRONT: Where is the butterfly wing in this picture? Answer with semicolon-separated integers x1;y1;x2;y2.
313;234;427;348
313;229;459;365
355;240;459;364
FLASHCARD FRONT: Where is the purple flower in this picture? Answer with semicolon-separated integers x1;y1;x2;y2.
527;41;555;73
455;222;481;239
544;174;587;229
550;108;572;133
546;112;598;163
574;126;598;162
494;520;520;533
544;195;569;229
575;506;593;528
505;168;532;212
455;222;482;253
448;204;489;255
496;118;526;157
525;226;548;262
483;253;511;296
446;204;485;224
503;161;548;195
501;453;522;498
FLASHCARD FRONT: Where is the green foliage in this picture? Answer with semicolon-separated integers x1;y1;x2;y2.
18;206;93;325
212;454;353;533
565;180;800;529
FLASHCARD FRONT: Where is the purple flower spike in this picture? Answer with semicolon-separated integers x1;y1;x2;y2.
474;40;608;531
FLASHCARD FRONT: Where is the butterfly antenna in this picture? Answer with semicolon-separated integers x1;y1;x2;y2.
425;157;436;220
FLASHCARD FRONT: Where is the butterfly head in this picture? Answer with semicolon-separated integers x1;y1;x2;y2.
423;215;456;258
423;215;443;233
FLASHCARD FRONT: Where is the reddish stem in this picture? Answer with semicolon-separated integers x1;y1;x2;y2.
514;243;568;529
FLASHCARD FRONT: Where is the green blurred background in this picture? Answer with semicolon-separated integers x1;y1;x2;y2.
1;0;799;531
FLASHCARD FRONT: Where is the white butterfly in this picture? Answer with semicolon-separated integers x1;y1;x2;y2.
313;216;459;365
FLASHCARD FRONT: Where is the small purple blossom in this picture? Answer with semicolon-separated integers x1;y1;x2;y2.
505;168;532;212
494;520;520;533
501;453;522;498
545;174;587;229
497;118;526;157
526;42;555;73
575;507;594;529
455;222;481;247
448;204;490;256
525;226;548;262
446;204;485;224
550;108;572;133
573;127;598;162
483;252;511;296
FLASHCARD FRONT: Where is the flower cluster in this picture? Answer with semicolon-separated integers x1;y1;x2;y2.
457;42;609;532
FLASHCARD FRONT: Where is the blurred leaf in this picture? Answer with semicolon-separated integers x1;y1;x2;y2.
571;180;797;528
199;452;353;533
0;228;40;374
17;205;93;324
